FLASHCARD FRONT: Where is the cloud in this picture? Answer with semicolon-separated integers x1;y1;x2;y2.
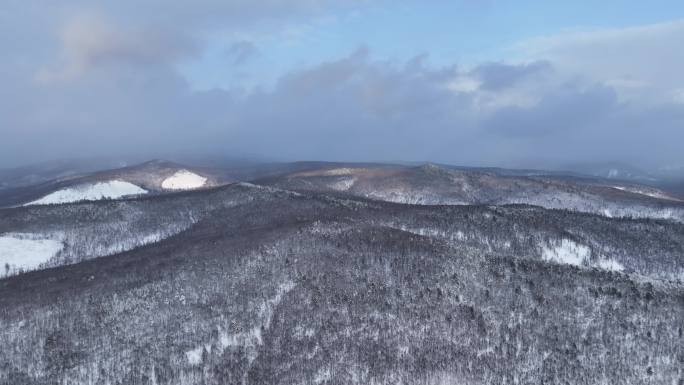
36;13;198;82
220;49;684;167
225;41;259;65
518;19;684;104
25;1;371;82
2;3;684;171
5;44;684;169
472;61;551;91
483;84;618;137
0;1;381;166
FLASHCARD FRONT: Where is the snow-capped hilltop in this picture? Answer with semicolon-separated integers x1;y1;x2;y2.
98;160;215;191
161;170;207;190
0;159;229;207
259;163;684;222
24;180;147;206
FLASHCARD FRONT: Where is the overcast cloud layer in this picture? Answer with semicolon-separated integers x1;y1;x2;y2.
1;1;684;169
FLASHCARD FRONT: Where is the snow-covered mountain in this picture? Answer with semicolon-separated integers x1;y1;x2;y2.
161;170;208;190
0;160;224;207
258;163;684;222
1;159;683;385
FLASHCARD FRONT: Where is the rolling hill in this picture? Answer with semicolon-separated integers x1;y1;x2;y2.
0;160;682;384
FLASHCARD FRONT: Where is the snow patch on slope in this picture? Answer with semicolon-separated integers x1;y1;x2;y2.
0;233;63;276
217;280;295;354
541;239;590;267
541;240;626;272
595;258;625;272
314;368;332;384
25;180;147;206
161;170;207;190
330;177;356;191
185;346;211;366
612;186;680;201
321;168;358;176
295;167;367;177
366;189;467;205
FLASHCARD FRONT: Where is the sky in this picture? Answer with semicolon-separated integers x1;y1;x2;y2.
2;1;684;169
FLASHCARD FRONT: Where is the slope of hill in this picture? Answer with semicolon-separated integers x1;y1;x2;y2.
0;160;226;207
0;158;129;191
2;182;683;281
23;180;148;206
0;183;682;384
0;183;288;276
258;164;684;221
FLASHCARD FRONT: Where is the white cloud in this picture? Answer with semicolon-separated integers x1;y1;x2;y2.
447;76;480;93
2;3;684;169
36;12;197;83
517;20;684;104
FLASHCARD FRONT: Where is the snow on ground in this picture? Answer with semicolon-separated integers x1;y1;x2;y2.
25;180;147;205
541;240;627;272
321;168;358;176
185;347;203;366
0;233;63;275
367;189;467;205
541;239;591;267
595;258;625;272
161;170;207;190
218;280;295;354
294;167;367;177
314;368;332;384
612;186;680;201
330;177;356;191
219;327;263;351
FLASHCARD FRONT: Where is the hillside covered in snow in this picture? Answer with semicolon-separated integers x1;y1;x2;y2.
0;161;682;385
0;160;221;207
24;180;147;206
258;164;684;222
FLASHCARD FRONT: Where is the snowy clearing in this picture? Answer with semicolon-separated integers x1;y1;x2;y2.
541;239;591;267
542;241;627;272
294;167;367;177
596;258;625;272
25;180;147;205
0;233;63;275
612;186;680;201
330;177;356;191
161;170;207;190
185;346;205;366
321;168;358;176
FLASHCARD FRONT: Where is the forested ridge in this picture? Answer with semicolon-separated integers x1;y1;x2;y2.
1;182;682;384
